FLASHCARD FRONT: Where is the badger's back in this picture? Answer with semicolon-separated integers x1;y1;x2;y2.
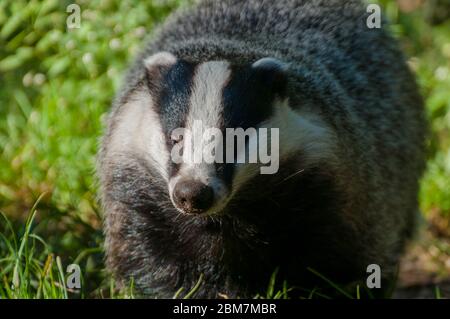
100;0;426;298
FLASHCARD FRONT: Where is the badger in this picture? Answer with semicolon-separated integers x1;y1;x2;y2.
98;0;426;298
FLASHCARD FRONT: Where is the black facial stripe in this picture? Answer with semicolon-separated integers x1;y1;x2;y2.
158;60;196;135
153;60;197;176
217;64;279;186
223;65;276;129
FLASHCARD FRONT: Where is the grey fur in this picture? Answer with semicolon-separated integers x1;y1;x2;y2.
98;0;426;298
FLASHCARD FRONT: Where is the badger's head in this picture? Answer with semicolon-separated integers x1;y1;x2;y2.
104;52;336;216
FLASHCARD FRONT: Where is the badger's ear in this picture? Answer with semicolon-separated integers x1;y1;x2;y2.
251;57;288;97
144;52;177;84
144;51;177;70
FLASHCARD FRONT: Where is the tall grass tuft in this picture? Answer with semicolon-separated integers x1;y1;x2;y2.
0;194;68;298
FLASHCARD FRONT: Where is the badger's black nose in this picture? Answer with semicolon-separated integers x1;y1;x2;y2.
173;180;214;214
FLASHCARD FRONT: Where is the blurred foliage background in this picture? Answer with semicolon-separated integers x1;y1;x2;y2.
0;0;449;298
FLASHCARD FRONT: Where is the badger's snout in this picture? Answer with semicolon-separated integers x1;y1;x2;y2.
172;179;215;214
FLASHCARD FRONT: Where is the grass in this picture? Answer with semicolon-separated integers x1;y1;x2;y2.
0;194;68;298
0;0;449;298
0;203;375;299
0;199;139;299
0;194;445;299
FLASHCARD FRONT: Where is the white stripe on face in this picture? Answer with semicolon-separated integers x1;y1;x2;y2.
169;61;232;212
186;61;231;135
106;51;178;182
175;61;231;180
107;90;171;182
232;99;338;194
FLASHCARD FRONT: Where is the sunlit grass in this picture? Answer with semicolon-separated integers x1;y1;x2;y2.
0;194;69;298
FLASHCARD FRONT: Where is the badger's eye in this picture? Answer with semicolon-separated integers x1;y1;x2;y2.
170;131;183;145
